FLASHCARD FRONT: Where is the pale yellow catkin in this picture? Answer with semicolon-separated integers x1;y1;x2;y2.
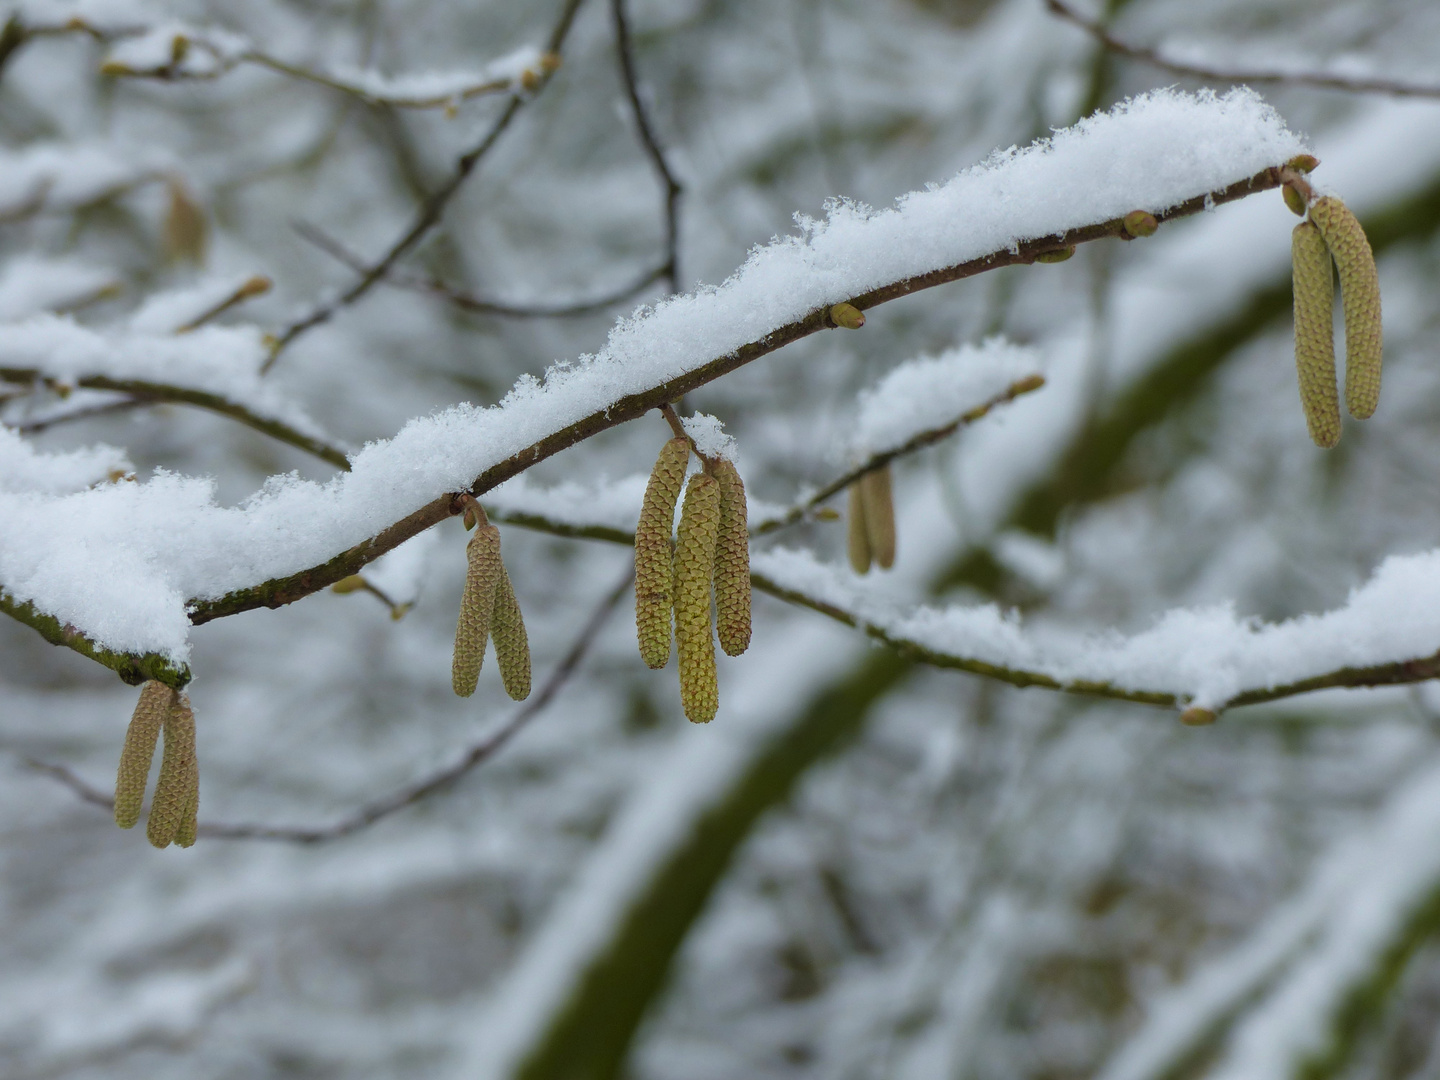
1292;220;1341;449
452;525;502;697
147;693;196;849
711;460;751;658
1309;196;1382;420
861;465;896;570
635;438;690;669
491;562;532;701
115;680;171;829
674;474;720;724
847;481;871;575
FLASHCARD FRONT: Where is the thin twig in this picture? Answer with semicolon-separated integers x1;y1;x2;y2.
610;0;682;292
175;276;272;333
1045;0;1440;99
11;398;147;434
263;0;589;370
20;567;631;843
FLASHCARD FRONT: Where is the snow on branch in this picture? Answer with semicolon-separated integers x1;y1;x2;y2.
0;89;1304;673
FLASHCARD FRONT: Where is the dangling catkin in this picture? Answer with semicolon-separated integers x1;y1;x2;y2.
674;474;720;724
147;693;196;849
635;437;690;669
1309;196;1382;419
115;680;170;829
1292;220;1341;449
711;460;751;657
491;562;532;701
847;481;871;575
174;768;200;848
861;465;896;570
452;525;502;697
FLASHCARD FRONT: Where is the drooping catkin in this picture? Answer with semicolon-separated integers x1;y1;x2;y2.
711;460;751;658
1309;196;1382;419
847;481;871;575
174;769;200;848
115;680;170;829
491;563;532;701
860;465;896;570
674;474;721;724
452;525;502;697
635;438;690;669
1292;220;1341;449
147;694;196;849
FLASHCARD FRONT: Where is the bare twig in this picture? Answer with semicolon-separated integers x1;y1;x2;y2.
175;275;272;333
610;0;683;292
263;0;589;369
11;397;149;434
1045;0;1440;99
17;567;631;843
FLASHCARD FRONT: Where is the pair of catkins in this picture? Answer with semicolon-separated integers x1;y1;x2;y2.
1288;171;1382;448
117;680;199;848
452;502;532;702
635;438;751;723
847;465;895;574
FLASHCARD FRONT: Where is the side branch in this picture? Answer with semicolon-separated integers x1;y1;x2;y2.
187;164;1288;625
0;590;190;688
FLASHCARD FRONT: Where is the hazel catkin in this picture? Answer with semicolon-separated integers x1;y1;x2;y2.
674;474;720;723
147;693;196;849
847;481;871;575
491;562;532;702
635;438;690;669
711;460;751;658
1292;219;1341;449
115;680;170;829
861;464;896;570
453;524;502;697
1308;196;1382;420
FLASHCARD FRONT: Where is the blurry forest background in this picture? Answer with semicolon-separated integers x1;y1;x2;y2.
4;0;1440;1078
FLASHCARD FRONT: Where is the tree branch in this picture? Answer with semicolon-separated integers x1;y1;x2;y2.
0;590;190;688
1045;0;1440;100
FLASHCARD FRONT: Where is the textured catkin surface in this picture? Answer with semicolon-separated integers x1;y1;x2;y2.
1310;196;1382;419
452;525;502;697
711;460;751;658
1292;219;1341;448
491;564;532;702
114;680;171;829
674;474;720;723
635;438;690;669
847;481;871;574
861;465;896;570
146;694;195;849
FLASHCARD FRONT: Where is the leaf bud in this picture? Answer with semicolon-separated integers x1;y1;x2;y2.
1122;210;1158;238
1282;182;1308;217
829;302;866;329
1035;245;1075;263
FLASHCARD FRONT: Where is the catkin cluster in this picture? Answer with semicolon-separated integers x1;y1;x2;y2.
1290;191;1383;446
452;519;531;701
115;680;199;848
633;438;752;723
847;464;896;574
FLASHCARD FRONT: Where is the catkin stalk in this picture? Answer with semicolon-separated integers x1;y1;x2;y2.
453;525;502;697
847;481;871;574
1292;220;1341;448
861;465;896;570
1309;196;1382;419
147;694;196;849
674;474;721;724
711;460;751;658
491;563;532;701
635;438;690;669
115;680;171;829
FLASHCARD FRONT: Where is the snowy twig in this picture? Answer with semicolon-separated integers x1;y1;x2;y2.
1045;0;1440;100
17;567;630;843
610;0;683;293
0;590;190;688
190;164;1289;627
263;0;590;369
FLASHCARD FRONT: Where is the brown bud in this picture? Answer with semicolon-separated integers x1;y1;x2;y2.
147;693;196;848
452;525;502;697
1011;373;1047;395
115;680;170;829
861;465;896;570
491;563;532;702
330;574;368;595
1286;154;1320;174
1035;245;1075;263
1309;196;1382;419
674;475;720;723
237;275;272;299
635;438;690;669
1178;706;1218;727
1282;183;1308;217
711;460;751;658
1123;211;1158;238
847;481;872;575
1292;220;1341;448
829;302;866;329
